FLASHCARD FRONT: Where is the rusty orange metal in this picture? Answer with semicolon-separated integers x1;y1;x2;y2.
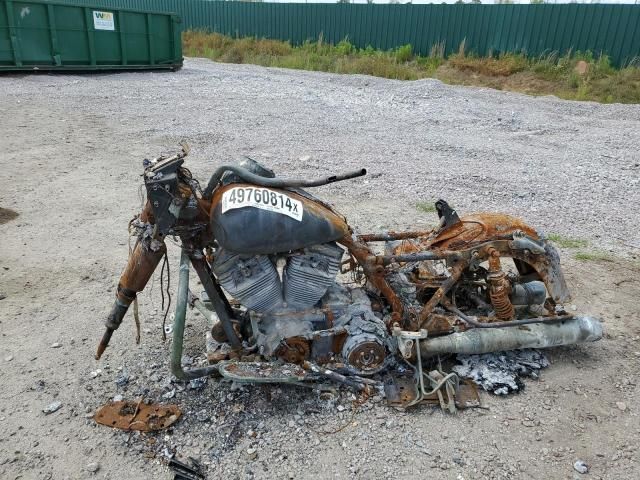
428;213;540;250
94;401;181;432
486;247;515;320
339;235;405;325
357;230;433;242
418;260;467;329
118;240;166;294
275;336;310;364
139;201;155;224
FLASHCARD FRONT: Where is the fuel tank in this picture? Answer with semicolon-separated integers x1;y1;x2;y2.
210;183;350;254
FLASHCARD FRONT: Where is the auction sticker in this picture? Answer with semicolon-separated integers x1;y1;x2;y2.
93;11;115;31
221;187;303;221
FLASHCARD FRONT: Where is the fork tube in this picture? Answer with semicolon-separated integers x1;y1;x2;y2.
170;250;219;380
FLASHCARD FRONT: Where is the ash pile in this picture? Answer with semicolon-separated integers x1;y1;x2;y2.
453;349;549;395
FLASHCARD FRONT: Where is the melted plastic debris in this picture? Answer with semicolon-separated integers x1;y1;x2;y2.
452;349;549;395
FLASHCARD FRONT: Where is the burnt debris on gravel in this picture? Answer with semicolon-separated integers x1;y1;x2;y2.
453;349;550;395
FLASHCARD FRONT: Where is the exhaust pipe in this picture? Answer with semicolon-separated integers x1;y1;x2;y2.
420;316;603;357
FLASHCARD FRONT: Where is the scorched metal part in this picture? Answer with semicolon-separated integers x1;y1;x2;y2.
95;145;603;410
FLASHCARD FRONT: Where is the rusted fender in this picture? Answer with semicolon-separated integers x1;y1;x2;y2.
428;213;571;304
429;212;539;250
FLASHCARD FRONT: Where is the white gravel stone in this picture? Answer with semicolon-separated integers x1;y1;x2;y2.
573;460;589;474
43;401;62;414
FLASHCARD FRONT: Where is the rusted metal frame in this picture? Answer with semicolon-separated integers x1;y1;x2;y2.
378;250;463;265
415;241;517;329
458;238;569;304
341;236;491;330
339;235;405;326
486;246;515;320
417;260;469;330
341;235;553;332
441;296;572;329
186;248;243;350
170;250;220;381
415;239;556;330
356;230;433;242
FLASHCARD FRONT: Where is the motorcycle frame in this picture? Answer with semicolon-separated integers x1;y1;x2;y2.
175;222;567;344
97;150;572;364
168;227;571;383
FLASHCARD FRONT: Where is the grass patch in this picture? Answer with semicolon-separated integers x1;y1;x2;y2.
183;31;640;104
448;52;529;77
573;251;615;262
548;234;589;249
415;201;437;213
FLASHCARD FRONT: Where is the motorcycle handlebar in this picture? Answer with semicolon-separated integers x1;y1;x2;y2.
202;166;367;200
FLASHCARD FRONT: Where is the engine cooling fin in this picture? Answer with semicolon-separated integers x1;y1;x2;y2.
213;250;283;313
283;242;344;309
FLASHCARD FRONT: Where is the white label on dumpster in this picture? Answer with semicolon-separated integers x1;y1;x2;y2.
93;11;115;31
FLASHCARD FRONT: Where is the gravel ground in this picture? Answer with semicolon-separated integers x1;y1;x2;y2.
1;58;639;480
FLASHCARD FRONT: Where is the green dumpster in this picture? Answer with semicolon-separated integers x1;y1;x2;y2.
0;0;182;71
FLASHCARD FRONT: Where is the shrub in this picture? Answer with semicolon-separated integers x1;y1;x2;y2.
336;39;354;56
395;44;413;63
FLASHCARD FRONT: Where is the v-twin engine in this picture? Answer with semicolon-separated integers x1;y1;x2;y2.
213;242;344;313
212;242;393;375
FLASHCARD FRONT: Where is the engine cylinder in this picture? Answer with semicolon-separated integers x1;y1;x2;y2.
283;242;344;309
212;250;283;313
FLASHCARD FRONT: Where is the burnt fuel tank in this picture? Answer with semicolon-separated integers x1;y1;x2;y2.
210;183;350;254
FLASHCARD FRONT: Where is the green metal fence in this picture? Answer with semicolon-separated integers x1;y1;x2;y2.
50;1;640;66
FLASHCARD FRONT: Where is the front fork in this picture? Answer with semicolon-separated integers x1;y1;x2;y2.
96;237;243;360
95;237;166;359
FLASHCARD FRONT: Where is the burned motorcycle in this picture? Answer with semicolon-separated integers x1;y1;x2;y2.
96;144;602;410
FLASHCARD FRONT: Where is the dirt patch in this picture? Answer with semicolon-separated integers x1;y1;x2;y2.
436;65;560;96
0;207;18;225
